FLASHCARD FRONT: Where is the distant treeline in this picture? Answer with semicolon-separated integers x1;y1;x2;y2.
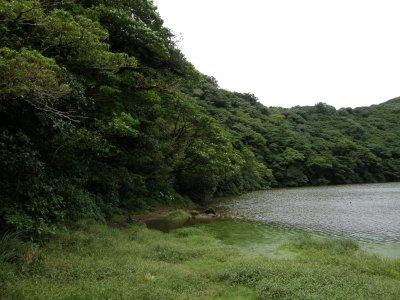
1;0;399;237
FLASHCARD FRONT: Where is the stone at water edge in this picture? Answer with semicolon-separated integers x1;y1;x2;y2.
204;207;216;215
190;210;200;217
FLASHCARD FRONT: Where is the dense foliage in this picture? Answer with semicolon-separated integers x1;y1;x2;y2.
1;0;399;236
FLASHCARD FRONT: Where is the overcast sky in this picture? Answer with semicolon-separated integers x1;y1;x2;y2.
155;0;400;108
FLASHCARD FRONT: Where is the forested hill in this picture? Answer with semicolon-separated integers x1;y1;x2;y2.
1;0;399;236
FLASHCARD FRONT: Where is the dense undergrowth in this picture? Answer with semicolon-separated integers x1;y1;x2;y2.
1;0;400;237
2;2;399;298
1;220;399;299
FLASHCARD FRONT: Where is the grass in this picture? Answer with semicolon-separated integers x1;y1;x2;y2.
0;218;399;299
0;232;20;263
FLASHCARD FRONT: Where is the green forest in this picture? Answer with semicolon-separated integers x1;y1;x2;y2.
1;0;400;237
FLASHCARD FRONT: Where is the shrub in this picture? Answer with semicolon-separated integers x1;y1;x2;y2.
163;210;191;227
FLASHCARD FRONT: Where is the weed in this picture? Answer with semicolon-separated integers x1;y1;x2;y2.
0;220;399;299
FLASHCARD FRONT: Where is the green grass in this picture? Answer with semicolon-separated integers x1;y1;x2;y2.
163;210;192;226
0;232;20;263
1;219;399;299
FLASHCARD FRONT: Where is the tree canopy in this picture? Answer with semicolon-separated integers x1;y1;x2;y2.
1;0;399;237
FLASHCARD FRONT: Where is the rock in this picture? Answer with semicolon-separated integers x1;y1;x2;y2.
204;207;216;215
190;210;200;217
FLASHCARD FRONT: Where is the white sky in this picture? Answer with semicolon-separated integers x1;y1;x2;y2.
155;0;400;108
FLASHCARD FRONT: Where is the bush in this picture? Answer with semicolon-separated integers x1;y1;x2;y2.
163;210;191;227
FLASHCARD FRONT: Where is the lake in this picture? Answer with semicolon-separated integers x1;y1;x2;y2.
216;182;400;242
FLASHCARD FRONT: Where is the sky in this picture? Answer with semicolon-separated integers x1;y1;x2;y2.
155;0;400;108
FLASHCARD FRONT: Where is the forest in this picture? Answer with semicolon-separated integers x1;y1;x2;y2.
1;0;400;238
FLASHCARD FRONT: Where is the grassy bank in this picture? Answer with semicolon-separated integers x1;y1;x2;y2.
1;219;400;300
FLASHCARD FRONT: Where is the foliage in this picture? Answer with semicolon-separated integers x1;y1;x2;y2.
1;0;400;236
163;210;191;227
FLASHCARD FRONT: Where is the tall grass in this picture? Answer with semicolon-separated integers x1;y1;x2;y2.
0;219;399;299
0;232;20;263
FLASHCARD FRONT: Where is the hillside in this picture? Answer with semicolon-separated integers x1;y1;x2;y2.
0;0;399;236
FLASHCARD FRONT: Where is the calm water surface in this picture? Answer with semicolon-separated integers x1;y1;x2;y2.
217;183;400;242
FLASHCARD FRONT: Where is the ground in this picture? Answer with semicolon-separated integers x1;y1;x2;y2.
1;214;400;299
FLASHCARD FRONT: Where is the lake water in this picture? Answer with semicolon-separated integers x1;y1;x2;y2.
216;183;400;242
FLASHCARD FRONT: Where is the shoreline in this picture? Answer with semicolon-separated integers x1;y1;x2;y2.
121;207;400;259
2;217;399;299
